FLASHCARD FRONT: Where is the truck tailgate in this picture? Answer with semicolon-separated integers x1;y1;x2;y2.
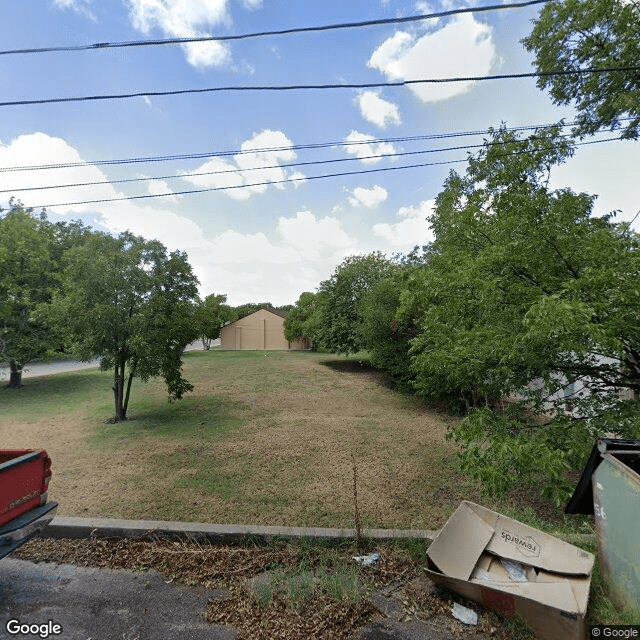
0;449;53;526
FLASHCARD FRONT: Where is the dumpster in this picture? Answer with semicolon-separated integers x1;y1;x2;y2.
565;438;640;612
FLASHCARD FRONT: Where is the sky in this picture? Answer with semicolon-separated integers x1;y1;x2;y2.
1;0;638;306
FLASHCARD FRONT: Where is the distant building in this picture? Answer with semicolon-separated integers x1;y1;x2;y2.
219;308;311;350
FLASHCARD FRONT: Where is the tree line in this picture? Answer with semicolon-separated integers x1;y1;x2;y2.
285;0;640;502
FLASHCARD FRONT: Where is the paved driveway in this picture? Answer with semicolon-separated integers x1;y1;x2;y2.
0;558;235;640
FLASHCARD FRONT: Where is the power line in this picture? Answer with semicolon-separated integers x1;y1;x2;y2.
24;136;620;210
0;0;548;57
0;133;617;195
3;66;638;108
0;120;590;174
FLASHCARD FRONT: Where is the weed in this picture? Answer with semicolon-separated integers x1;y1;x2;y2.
285;571;315;611
253;582;274;608
351;452;364;552
318;564;363;603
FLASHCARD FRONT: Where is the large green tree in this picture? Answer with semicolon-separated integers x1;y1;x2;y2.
0;203;87;388
314;252;394;355
359;249;430;388
54;231;200;421
0;204;53;388
406;126;640;501
523;0;640;138
195;293;236;349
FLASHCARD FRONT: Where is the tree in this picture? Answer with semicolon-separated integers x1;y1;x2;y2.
195;293;236;349
359;249;431;388
405;126;640;501
522;0;640;139
0;204;53;388
0;203;88;388
54;231;199;421
315;252;394;355
284;292;320;345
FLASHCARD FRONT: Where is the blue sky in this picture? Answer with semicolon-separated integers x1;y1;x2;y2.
1;0;638;306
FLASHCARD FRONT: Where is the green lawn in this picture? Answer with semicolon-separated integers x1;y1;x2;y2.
3;348;637;625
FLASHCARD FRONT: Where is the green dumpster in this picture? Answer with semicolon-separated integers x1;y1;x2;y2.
566;439;640;613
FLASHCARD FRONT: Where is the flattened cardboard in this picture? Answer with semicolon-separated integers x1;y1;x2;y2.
426;501;594;640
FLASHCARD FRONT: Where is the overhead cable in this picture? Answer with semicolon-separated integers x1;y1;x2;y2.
0;117;630;174
0;119;592;173
2;66;638;108
0;132;616;195
0;0;548;57
25;136;620;210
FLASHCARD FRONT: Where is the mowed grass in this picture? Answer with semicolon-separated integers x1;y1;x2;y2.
2;349;551;528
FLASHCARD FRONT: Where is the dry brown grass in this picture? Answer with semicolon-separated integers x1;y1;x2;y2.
1;350;557;528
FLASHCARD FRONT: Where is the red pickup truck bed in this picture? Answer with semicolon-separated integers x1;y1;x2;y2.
0;449;53;526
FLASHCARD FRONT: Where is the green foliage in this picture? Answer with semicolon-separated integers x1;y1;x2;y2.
195;293;236;349
52;231;199;420
406;126;640;497
0;202;89;387
314;252;395;355
523;0;640;138
283;291;320;345
359;251;430;388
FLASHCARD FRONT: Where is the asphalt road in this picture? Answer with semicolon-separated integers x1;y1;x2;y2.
0;343;207;382
0;360;100;382
0;558;236;640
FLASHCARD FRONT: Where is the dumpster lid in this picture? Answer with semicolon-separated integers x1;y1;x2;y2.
565;438;640;515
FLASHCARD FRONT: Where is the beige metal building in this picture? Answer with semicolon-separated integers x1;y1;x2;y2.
219;308;310;350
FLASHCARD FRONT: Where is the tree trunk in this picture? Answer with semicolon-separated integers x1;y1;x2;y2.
113;357;127;421
6;361;23;389
123;365;135;418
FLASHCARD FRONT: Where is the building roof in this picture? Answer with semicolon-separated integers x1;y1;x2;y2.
232;307;289;323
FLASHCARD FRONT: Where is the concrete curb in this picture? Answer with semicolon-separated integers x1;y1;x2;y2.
40;516;437;545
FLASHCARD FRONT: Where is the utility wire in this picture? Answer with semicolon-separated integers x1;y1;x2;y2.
0;133;618;195
2;66;638;108
0;0;548;57
0;119;592;173
0;117;630;174
26;136;620;210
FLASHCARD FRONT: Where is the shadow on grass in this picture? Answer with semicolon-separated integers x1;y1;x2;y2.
319;357;403;393
319;358;377;374
91;394;249;446
2;369;112;416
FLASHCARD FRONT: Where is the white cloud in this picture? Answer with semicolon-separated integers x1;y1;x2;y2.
0;133;117;213
0;132;366;307
146;179;180;202
357;91;401;128
368;14;498;103
206;229;300;264
125;0;236;68
348;185;388;209
344;131;396;165
51;0;95;19
551;140;640;231
183;129;304;200
373;199;435;249
277;210;356;262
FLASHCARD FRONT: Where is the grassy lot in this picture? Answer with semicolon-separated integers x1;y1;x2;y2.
2;348;530;529
4;348;637;627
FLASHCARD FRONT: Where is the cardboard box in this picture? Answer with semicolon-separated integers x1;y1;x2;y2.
426;502;594;640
